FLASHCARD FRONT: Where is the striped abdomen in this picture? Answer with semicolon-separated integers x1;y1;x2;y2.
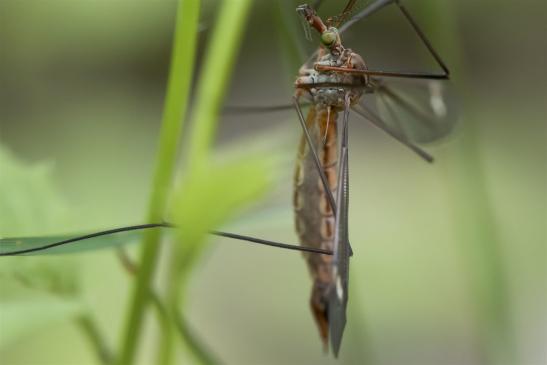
293;105;338;346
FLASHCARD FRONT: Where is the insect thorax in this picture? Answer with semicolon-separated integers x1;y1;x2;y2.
296;48;368;109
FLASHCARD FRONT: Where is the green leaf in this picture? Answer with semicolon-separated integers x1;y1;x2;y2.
0;146;87;346
0;256;78;295
0;286;85;349
171;154;276;248
0;145;80;285
0;146;68;236
0;145;160;255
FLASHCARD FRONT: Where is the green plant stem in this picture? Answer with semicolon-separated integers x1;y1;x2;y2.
116;249;209;365
415;1;516;364
172;302;218;365
116;1;201;364
184;0;254;174
163;0;254;364
78;314;113;365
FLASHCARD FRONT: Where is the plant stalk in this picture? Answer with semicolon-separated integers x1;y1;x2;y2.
78;314;113;365
116;1;201;364
163;0;254;364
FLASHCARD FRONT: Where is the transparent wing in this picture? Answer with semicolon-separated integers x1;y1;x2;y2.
367;78;459;144
328;96;352;357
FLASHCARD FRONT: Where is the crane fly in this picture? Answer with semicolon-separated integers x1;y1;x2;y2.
0;0;456;357
244;0;454;354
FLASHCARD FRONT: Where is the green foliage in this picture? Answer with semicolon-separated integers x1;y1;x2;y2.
0;146;84;349
0;257;78;295
160;1;257;364
0;147;67;236
0;146;77;292
116;0;203;364
0;285;85;349
0;124;166;257
0;146;113;256
171;154;276;250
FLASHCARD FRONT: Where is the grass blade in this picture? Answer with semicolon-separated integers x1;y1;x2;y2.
117;1;201;364
163;0;256;364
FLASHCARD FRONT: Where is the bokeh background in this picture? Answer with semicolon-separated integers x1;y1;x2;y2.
0;0;545;364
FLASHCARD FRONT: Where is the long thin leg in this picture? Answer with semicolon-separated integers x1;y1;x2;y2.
340;0;394;33
0;223;173;256
314;64;448;80
293;95;337;215
223;103;298;114
337;0;450;80
340;0;359;17
396;1;450;76
329;93;352;357
334;0;359;27
302;0;392;76
0;223;333;256
352;103;434;162
210;230;331;255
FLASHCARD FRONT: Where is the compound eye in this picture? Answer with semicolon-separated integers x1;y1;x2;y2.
321;30;337;46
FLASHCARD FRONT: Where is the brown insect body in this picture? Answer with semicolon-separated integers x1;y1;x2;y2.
294;30;367;346
293;105;338;345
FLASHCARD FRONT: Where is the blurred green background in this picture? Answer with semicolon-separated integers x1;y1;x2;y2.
0;0;545;364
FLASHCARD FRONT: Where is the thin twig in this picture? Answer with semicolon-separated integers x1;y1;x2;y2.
77;315;114;365
116;249;219;365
